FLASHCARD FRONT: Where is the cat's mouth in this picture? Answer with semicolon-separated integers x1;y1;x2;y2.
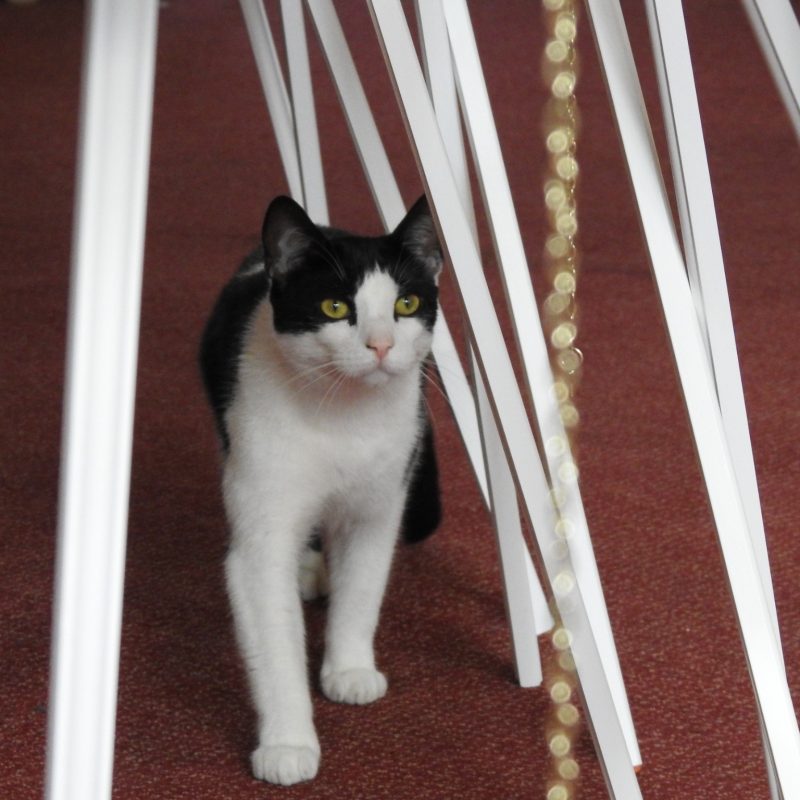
361;367;393;387
343;356;404;386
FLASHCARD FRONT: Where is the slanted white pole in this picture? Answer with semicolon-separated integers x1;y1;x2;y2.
442;0;640;763
417;0;550;686
280;0;329;222
586;0;800;793
45;1;159;798
239;0;305;202
644;3;785;796
741;0;800;141
367;2;642;795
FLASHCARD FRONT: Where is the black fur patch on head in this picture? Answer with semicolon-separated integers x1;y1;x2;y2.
261;195;441;336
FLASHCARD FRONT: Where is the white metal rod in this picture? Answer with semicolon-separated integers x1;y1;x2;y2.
442;0;640;765
367;2;642;795
306;0;406;228
585;0;800;794
45;1;159;798
417;0;551;674
280;0;329;223
741;0;800;141
473;350;546;684
415;0;476;234
306;0;490;502
644;2;785;795
239;0;305;202
645;0;781;643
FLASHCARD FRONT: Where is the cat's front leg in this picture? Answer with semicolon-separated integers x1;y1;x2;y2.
320;499;404;705
224;496;321;785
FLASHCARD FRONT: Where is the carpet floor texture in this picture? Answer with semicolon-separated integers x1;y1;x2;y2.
2;1;799;798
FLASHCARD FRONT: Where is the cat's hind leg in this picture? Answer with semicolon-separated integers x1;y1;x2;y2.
298;530;330;602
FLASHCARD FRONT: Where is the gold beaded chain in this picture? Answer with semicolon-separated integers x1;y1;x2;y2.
540;1;582;799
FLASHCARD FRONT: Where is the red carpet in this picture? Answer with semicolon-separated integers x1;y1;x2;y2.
1;1;799;798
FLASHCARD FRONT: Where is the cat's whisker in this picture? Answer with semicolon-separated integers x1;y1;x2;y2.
421;363;453;411
313;370;345;418
292;365;343;395
275;361;340;393
419;389;439;437
314;373;343;419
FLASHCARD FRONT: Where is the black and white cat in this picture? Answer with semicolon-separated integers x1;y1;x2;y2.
200;195;442;786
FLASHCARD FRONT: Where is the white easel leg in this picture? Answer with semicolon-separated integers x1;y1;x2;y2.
644;2;785;795
280;0;329;223
741;0;800;141
367;2;642;795
473;355;546;686
586;0;800;794
442;0;640;765
45;2;159;799
417;0;550;683
239;0;305;202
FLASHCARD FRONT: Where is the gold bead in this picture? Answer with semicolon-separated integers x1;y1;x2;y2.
558;757;581;780
546;233;571;258
559;402;580;428
558;460;579;484
554;13;578;43
556;154;579;181
551;321;577;349
546;436;568;458
554;517;575;540
546;127;572;154
556;346;583;374
545;291;571;315
555;208;578;237
550;681;572;705
547;784;571;800
553;570;575;597
545;39;570;64
551;380;571;403
552;71;577;99
549;732;572;757
553;270;576;294
557;702;580;726
552;626;573;651
545;181;568;211
558;650;576;672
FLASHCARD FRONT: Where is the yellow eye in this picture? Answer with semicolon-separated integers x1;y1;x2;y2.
395;294;421;316
320;298;350;320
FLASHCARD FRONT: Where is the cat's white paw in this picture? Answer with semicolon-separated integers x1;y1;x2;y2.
321;667;388;705
251;743;320;786
298;547;329;601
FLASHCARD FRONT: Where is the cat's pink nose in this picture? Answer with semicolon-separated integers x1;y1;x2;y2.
367;340;393;361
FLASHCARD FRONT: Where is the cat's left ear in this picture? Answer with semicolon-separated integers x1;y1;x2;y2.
392;195;444;280
262;195;325;279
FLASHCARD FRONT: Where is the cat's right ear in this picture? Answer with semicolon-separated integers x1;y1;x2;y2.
261;196;322;279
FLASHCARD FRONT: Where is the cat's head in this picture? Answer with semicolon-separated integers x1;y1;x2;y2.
262;195;442;387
